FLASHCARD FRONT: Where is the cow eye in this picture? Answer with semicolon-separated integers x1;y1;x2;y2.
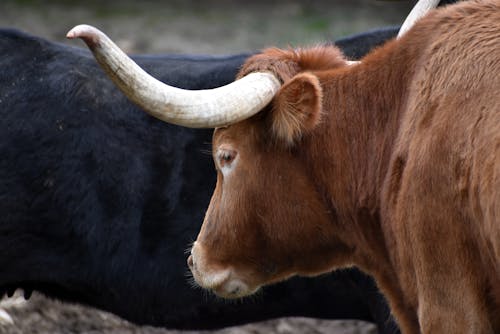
218;149;237;167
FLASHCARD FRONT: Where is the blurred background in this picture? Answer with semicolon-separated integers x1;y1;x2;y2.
1;0;414;54
0;1;414;333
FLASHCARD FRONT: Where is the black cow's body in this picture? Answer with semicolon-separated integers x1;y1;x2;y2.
0;28;401;332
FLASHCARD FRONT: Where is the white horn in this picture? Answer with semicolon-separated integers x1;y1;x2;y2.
66;24;281;128
398;0;440;38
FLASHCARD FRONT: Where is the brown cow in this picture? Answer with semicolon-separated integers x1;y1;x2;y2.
68;0;499;332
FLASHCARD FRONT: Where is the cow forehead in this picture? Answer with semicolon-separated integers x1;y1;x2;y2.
213;118;264;148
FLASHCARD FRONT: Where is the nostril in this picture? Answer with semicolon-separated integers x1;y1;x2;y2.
187;255;194;269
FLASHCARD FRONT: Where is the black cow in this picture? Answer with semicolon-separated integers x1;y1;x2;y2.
0;27;401;332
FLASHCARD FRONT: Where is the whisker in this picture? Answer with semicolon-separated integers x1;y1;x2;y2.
199;148;213;156
184;245;193;255
199;142;213;156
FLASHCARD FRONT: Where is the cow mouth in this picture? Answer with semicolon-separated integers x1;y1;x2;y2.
188;260;258;298
210;276;258;299
187;246;259;299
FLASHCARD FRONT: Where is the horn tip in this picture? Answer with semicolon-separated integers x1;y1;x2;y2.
66;24;103;47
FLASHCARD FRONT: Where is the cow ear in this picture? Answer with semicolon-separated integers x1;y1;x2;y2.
270;72;323;145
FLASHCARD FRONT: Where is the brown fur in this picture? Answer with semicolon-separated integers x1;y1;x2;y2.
238;46;347;83
270;72;323;145
196;1;500;333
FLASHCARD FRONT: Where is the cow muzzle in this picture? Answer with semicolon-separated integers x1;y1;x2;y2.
187;242;258;299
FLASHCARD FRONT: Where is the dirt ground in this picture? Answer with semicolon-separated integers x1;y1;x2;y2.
0;292;377;334
0;1;413;333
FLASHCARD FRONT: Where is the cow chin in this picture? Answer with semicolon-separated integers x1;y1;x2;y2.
187;242;260;299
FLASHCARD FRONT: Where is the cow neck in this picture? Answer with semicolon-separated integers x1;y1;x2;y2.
300;37;422;331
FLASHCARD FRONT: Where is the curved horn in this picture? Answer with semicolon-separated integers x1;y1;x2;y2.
398;0;440;38
66;25;281;128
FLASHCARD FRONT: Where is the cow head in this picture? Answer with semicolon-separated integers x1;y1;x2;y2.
186;48;357;298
